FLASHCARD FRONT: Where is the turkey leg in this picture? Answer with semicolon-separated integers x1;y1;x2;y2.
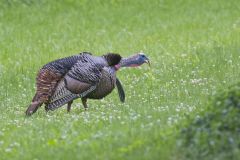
67;100;73;112
81;98;88;110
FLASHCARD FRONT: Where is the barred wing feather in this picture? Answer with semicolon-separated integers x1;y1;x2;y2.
46;60;104;110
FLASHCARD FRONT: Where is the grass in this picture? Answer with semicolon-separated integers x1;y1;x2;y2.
178;83;240;160
0;0;240;159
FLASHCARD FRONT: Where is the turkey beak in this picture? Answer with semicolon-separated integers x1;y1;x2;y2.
144;59;150;67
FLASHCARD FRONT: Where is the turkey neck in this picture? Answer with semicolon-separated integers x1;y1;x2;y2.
114;55;140;70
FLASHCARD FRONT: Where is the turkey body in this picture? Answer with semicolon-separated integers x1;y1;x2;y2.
26;52;122;115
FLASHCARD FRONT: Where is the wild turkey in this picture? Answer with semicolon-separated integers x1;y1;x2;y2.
45;53;150;112
25;52;122;116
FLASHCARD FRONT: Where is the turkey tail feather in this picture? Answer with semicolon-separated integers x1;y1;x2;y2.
25;101;43;116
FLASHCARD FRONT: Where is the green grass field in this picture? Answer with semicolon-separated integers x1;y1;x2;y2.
0;0;240;159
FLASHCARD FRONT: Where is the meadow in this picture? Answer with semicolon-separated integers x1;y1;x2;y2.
0;0;240;159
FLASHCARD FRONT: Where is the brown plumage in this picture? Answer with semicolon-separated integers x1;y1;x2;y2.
26;69;62;114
